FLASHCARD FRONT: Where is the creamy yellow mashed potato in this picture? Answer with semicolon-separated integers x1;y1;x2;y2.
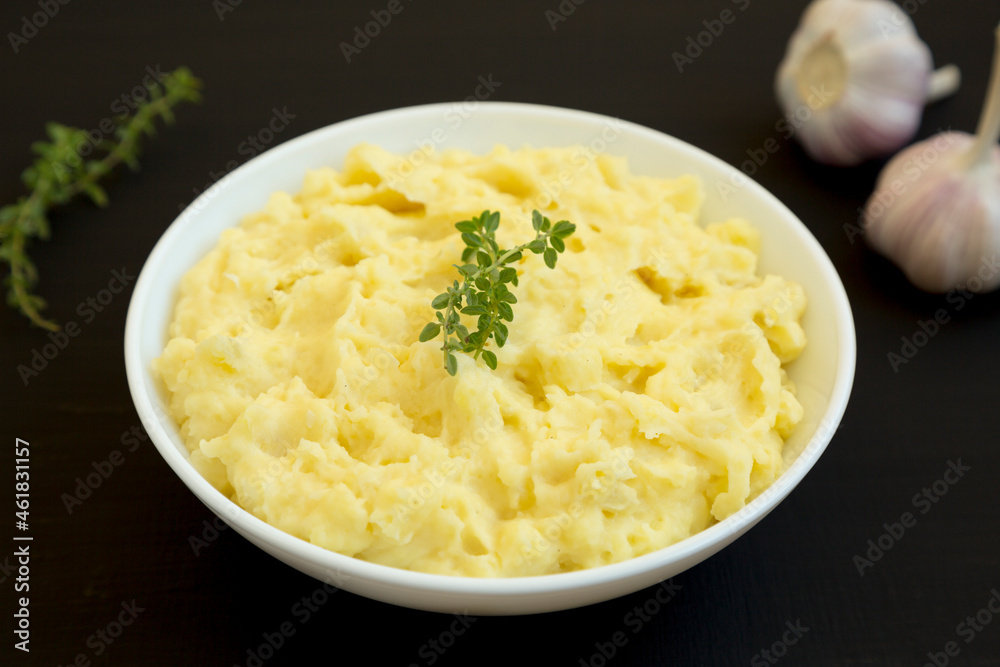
154;143;806;577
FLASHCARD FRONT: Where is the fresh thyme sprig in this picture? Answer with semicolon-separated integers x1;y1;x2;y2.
0;66;202;330
419;209;576;376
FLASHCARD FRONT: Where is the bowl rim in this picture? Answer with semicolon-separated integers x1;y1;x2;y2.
124;100;856;606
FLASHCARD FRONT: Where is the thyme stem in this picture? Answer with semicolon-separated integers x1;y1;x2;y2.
419;209;575;376
0;67;202;330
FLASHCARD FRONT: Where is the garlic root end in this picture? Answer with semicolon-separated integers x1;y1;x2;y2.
926;64;962;104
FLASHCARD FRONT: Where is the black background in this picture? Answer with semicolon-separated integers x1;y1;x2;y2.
3;1;1000;665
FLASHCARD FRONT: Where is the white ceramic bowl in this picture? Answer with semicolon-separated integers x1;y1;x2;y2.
124;102;856;615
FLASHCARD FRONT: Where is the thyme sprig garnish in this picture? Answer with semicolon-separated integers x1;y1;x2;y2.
420;209;575;376
0;67;202;330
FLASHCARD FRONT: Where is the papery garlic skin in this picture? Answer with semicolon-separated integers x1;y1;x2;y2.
863;132;1000;293
776;0;943;166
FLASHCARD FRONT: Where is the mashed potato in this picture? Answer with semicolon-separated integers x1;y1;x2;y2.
154;143;806;577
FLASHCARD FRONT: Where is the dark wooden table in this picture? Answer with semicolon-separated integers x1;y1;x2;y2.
3;1;999;665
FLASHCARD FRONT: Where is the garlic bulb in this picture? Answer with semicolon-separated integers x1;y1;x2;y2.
776;0;960;166
863;23;1000;293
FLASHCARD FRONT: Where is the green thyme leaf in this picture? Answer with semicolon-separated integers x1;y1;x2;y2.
543;247;557;269
420;209;575;375
431;292;451;309
532;210;544;231
498;301;514;322
419;322;441;342
494;322;508;347
484;211;500;234
552;221;576;238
